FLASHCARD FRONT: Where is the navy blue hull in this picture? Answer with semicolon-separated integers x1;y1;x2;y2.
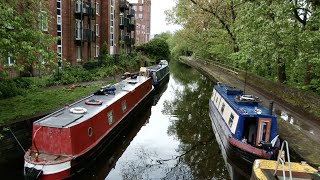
209;100;263;178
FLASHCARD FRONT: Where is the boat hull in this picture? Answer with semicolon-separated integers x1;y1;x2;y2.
24;80;154;180
209;100;271;175
152;72;169;87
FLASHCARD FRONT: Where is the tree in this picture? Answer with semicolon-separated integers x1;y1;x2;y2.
0;1;58;77
136;37;170;63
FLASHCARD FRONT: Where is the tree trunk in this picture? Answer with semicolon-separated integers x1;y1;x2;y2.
304;63;313;85
277;57;287;83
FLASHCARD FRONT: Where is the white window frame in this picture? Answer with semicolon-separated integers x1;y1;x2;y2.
57;45;62;55
95;45;99;57
96;2;99;15
75;0;81;13
7;56;15;66
139;13;142;19
40;11;48;31
95;24;99;36
57;15;62;25
76;46;81;62
75;19;83;40
139;6;143;11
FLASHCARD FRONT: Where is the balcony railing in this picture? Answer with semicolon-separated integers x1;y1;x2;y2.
75;2;96;19
75;29;96;43
128;23;135;32
124;35;130;45
120;0;129;11
127;9;135;17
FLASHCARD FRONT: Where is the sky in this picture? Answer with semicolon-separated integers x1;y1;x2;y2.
128;0;182;36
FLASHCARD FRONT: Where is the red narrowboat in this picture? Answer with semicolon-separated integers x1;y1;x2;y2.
24;69;153;179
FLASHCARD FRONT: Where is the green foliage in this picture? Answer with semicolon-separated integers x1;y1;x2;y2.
136;37;170;63
0;1;58;73
167;0;320;93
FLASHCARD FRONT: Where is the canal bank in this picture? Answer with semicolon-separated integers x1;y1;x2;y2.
179;56;320;168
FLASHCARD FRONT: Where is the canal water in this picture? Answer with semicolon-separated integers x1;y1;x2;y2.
0;61;244;179
74;61;232;179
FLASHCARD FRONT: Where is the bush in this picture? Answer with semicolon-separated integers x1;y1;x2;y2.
0;79;25;99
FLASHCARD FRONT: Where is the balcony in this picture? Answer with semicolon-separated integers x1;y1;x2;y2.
120;0;129;11
124;35;130;45
120;18;129;29
75;29;96;44
75;2;96;19
127;9;135;18
128;23;135;32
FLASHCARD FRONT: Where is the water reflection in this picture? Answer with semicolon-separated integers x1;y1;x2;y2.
106;61;231;179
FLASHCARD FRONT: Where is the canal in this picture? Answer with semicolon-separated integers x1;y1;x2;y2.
70;61;232;179
2;60;317;179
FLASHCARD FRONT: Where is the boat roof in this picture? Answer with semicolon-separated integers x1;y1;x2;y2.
215;83;275;117
34;76;150;128
147;64;168;72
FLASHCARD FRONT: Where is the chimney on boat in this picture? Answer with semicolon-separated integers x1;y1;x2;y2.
269;101;274;115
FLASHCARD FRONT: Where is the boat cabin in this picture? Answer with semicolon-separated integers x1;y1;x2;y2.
211;83;278;149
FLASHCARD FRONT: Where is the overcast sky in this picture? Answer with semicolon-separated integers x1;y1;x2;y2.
128;0;181;36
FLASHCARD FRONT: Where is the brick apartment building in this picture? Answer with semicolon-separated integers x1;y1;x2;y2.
131;0;151;45
48;0;136;65
1;0;141;77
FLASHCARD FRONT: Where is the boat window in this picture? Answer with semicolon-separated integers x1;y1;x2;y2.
122;100;127;113
228;113;234;127
221;103;225;114
108;110;114;125
88;127;93;137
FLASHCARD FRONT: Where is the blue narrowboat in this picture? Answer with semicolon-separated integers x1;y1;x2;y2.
209;83;280;171
147;60;169;87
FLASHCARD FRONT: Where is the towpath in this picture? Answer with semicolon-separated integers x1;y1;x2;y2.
179;56;320;167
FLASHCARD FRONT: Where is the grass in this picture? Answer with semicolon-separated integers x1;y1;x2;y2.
0;83;106;125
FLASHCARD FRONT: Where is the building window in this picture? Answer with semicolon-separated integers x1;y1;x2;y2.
95;45;99;57
133;6;137;11
57;45;62;55
75;19;82;40
108;110;114;125
76;46;81;62
39;11;48;31
142;25;145;29
122;101;127;113
139;6;143;11
139;13;142;19
57;15;62;25
221;103;225;114
95;24;99;36
120;13;124;25
228;113;234;127
75;0;81;13
96;2;99;15
8;56;15;66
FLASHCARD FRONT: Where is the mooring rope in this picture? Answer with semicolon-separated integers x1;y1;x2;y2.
8;127;26;153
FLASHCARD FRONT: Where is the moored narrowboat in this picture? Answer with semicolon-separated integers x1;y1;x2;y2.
147;60;169;87
209;83;280;171
24;68;153;180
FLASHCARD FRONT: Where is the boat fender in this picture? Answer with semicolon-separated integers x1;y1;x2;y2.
70;107;87;114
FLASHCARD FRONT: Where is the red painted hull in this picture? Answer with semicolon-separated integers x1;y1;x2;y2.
24;76;153;179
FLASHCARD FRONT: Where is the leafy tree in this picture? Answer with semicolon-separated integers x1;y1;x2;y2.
136;37;170;63
0;0;58;77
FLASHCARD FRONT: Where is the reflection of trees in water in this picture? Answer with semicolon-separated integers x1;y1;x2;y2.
162;65;230;180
